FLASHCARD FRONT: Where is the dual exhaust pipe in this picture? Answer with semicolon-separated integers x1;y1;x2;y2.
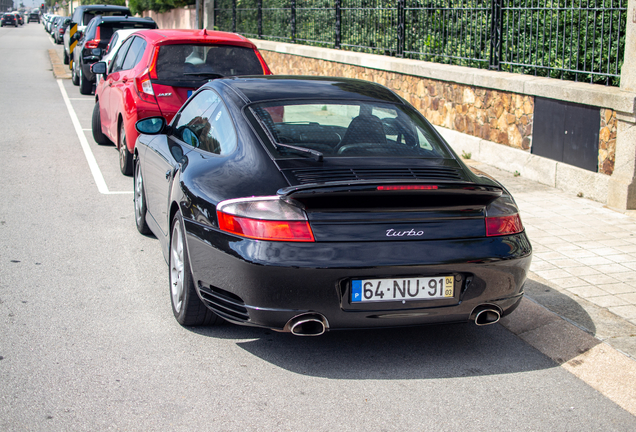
284;313;329;336
472;306;501;326
284;306;500;336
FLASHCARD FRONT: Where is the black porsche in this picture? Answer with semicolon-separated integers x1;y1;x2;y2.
133;76;532;335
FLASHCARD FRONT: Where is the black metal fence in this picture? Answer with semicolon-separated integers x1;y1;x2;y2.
214;0;627;86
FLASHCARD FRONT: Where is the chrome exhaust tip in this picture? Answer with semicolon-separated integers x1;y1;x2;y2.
472;307;501;326
284;313;329;336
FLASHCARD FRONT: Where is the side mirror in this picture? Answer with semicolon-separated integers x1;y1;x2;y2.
136;117;167;135
91;48;102;57
91;61;107;75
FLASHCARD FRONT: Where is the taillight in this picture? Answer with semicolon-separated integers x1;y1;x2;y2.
59;28;65;34
148;47;160;79
135;70;156;103
377;185;438;191
217;197;315;242
485;214;523;237
84;26;100;49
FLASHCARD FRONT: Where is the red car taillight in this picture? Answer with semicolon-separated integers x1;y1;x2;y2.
217;197;315;242
148;46;160;79
135;70;157;103
84;26;100;49
485;214;524;237
59;28;65;34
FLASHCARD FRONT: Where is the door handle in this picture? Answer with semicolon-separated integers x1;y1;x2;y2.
122;78;129;84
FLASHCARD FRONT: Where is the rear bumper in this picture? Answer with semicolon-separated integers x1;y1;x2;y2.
184;219;532;331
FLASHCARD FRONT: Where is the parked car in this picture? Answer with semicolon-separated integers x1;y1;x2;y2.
72;15;157;95
49;16;66;39
131;76;532;332
91;29;272;175
53;17;71;44
95;28;144;84
43;13;54;32
1;13;17;27
63;4;130;65
27;10;40;23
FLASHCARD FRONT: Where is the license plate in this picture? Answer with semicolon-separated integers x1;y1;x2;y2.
351;276;454;303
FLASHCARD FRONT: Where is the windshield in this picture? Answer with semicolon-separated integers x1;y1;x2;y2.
250;102;452;159
155;44;264;81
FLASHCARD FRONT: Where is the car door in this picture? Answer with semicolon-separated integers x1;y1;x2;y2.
100;36;133;141
144;90;222;236
108;36;148;143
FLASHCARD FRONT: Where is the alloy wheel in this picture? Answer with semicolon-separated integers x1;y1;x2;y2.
170;221;185;314
134;164;144;227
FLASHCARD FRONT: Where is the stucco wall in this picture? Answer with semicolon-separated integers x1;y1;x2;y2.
142;7;195;30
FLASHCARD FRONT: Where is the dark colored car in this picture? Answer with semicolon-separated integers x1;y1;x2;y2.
63;4;131;65
72;15;157;95
1;13;17;27
28;11;40;23
132;76;532;335
91;29;272;175
53;17;71;44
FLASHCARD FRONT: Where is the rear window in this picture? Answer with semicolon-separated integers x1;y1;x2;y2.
99;21;156;42
82;10;129;26
250;102;452;159
155;44;264;81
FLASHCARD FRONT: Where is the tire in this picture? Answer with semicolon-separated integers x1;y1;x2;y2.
91;102;110;145
71;61;79;86
134;161;151;235
79;66;92;95
118;122;133;176
63;49;69;65
169;212;219;326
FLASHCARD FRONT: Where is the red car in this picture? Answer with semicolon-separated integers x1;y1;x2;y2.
91;29;272;175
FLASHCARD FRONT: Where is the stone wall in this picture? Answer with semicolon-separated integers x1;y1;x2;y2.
260;50;615;175
599;109;618;175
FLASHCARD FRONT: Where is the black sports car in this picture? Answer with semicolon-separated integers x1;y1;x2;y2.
133;76;532;335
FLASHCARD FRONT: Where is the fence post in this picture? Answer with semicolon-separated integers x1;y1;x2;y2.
232;0;236;32
257;0;262;38
335;0;341;49
397;0;405;57
608;0;636;210
489;0;502;70
291;0;296;42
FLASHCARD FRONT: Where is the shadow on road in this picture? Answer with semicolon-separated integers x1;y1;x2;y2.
523;278;596;334
189;319;558;379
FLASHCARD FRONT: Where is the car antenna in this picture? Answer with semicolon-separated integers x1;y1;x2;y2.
202;29;207;36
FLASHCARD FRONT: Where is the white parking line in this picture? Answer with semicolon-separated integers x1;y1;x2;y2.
57;79;133;195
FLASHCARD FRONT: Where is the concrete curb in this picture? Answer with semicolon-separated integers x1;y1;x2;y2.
48;49;71;80
501;297;636;416
435;125;611;205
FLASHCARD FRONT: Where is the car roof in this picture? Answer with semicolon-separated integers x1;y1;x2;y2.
133;29;256;48
76;5;129;11
216;76;405;104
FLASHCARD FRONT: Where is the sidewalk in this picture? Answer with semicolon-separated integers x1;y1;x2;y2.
468;158;636;359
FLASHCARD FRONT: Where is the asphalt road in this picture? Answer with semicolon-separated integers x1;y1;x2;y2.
1;23;636;431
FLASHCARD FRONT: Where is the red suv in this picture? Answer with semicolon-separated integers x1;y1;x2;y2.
91;29;272;175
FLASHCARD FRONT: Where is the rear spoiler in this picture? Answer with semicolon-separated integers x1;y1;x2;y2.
278;181;503;209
